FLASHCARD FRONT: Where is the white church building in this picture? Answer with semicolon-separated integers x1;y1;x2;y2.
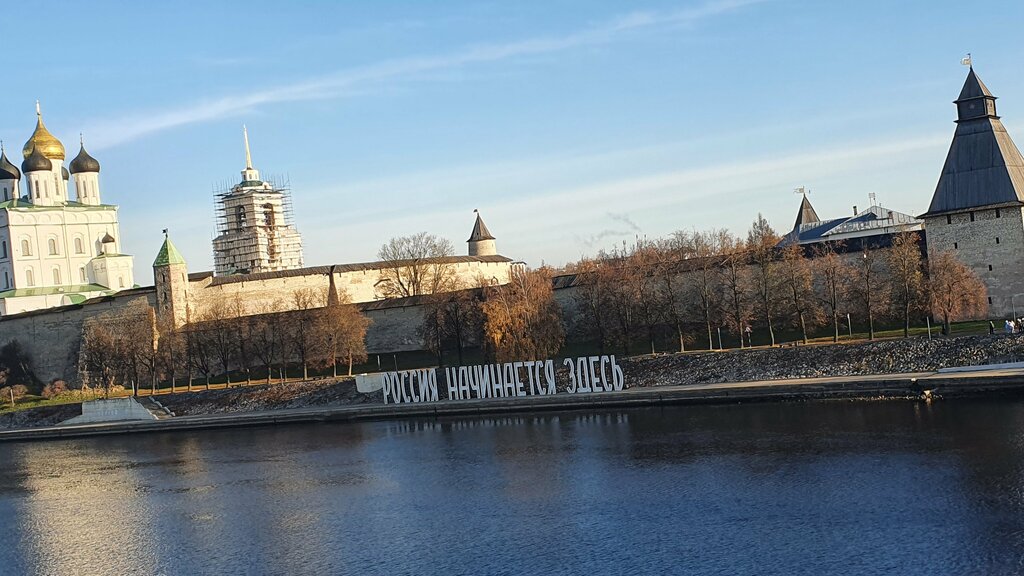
0;105;134;315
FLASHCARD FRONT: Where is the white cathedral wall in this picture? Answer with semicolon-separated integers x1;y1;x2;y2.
3;207;126;290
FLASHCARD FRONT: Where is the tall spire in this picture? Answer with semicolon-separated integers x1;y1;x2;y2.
243;124;253;169
35;100;40;117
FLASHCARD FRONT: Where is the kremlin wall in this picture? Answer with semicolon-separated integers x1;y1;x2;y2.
3;66;1024;384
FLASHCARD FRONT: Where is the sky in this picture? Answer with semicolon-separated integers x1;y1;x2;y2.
3;0;1024;272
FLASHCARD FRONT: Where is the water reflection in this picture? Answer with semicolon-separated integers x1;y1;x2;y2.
0;400;1022;575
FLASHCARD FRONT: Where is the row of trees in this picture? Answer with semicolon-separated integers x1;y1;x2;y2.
79;288;371;395
565;216;988;353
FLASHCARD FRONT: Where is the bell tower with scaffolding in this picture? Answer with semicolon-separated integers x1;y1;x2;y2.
211;126;304;276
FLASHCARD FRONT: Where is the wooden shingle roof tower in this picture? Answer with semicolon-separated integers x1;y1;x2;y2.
922;66;1024;217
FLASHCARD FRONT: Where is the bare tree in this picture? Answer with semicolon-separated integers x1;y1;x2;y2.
377;232;460;298
656;233;696;352
718;231;749;347
287;288;327;380
813;243;851;343
778;243;818;344
887;232;926;337
481;266;565;363
571;258;614;353
419;289;483;366
927;250;989;335
746;214;781;345
850;243;890;340
687;230;723;349
318;289;372;376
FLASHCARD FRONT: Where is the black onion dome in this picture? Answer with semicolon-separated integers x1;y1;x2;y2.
69;144;100;174
21;146;51;173
61;166;70;180
0;151;19;180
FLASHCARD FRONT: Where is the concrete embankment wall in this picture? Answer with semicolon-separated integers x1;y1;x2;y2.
62;397;156;425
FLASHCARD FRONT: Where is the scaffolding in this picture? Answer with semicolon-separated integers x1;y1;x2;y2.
211;173;303;276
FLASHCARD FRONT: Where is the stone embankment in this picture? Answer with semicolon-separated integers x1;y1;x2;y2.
156;378;379;416
624;334;1024;388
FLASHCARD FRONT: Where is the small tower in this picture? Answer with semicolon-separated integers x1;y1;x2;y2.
69;136;101;205
153;231;189;330
0;145;20;202
467;209;497;256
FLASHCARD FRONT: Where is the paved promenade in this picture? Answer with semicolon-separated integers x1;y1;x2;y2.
3;365;1024;442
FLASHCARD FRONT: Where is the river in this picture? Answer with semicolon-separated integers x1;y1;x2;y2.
1;400;1023;575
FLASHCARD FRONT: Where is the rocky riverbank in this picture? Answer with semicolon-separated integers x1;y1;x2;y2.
624;334;1024;388
156;378;380;416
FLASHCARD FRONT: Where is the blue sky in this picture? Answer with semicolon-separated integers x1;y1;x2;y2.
3;0;1023;272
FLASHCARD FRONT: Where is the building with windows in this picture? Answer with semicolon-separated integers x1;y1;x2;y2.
0;105;134;315
780;191;923;252
920;67;1024;317
211;127;304;276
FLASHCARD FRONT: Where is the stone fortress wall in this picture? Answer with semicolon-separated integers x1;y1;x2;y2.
924;206;1024;318
0;256;517;384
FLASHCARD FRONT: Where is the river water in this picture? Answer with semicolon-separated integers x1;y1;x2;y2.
1;400;1023;575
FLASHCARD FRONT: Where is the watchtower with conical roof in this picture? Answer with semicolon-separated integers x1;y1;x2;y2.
922;66;1024;316
467;210;497;256
153;231;189;329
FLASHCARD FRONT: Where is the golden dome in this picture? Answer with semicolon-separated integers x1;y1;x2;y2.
22;113;65;161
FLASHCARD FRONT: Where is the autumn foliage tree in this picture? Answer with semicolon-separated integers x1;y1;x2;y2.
927;250;988;334
481;266;565;363
887;232;926;337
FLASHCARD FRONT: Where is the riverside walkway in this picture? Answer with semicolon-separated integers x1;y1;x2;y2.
3;365;1024;442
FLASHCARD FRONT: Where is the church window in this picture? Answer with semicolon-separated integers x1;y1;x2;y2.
25;268;34;287
79;267;87;283
237;206;247;228
20;239;30;256
52;268;61;285
1;240;6;259
263;203;275;227
48;238;58;255
2;186;7;201
996;208;1002;218
74;237;84;254
970;211;976;222
118;277;125;288
2;271;7;289
946;215;952;224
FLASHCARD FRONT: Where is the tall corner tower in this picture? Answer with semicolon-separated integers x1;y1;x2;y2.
211;126;304;275
467;209;497;256
921;66;1024;317
153;232;189;329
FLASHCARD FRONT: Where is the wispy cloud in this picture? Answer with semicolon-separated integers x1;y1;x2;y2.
84;0;765;149
285;132;947;267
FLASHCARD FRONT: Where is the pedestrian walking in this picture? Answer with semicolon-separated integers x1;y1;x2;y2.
990;320;996;335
